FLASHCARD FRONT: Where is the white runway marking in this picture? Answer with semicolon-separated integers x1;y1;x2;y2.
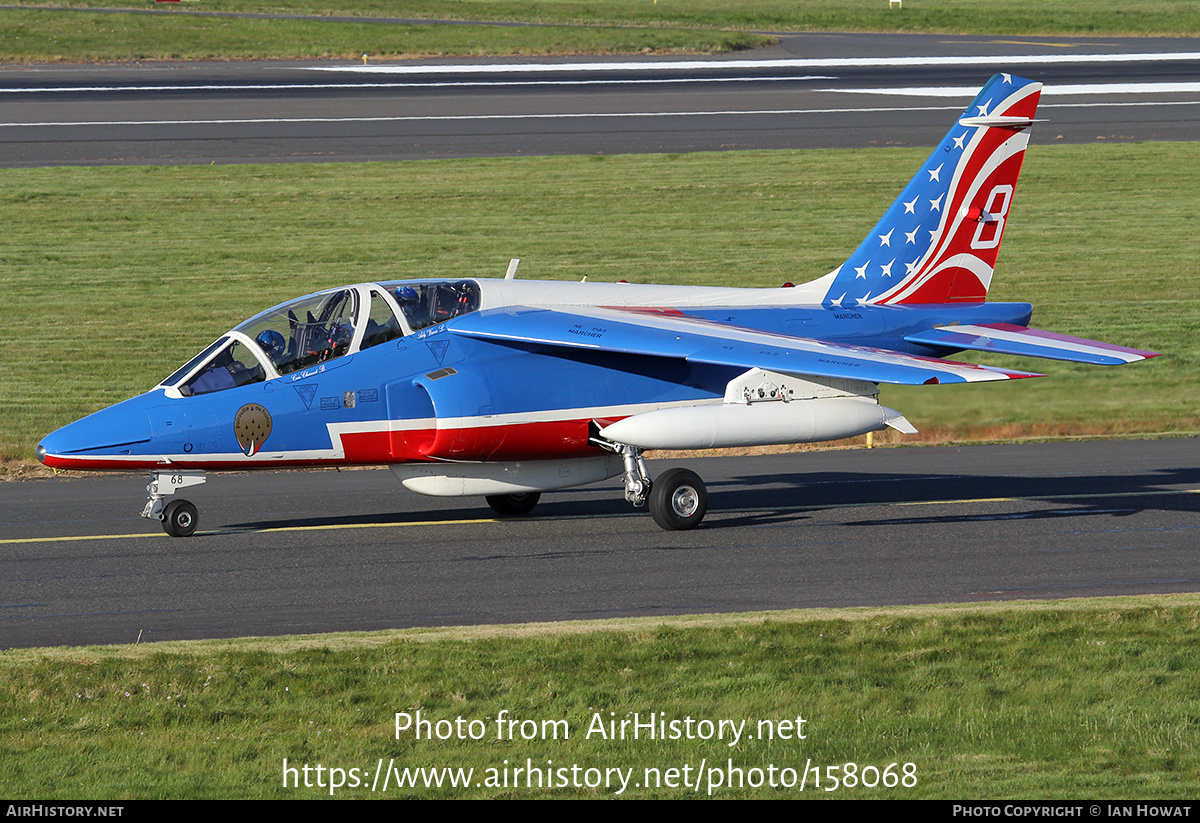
305;53;1200;74
3;98;1199;129
4;99;1199;129
0;76;836;94
826;82;1200;97
0;107;960;128
7;79;1199;97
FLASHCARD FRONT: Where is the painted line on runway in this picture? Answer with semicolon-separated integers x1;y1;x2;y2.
6;77;1200;96
0;106;965;128
892;488;1200;507
306;53;1200;74
0;515;504;544
0;76;838;94
5;96;1200;129
983;40;1098;49
823;82;1200;97
4;487;1197;545
0;76;839;94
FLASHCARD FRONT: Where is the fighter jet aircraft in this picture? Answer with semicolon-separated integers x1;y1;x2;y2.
36;74;1158;535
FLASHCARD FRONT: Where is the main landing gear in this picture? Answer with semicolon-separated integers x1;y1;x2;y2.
648;468;707;531
482;445;710;530
486;492;542;516
617;444;708;531
142;470;207;537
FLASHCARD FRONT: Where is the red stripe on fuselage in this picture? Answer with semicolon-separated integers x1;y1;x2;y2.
42;417;613;472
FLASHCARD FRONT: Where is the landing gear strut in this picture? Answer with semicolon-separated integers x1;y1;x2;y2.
142;470;206;537
618;445;652;507
615;444;708;530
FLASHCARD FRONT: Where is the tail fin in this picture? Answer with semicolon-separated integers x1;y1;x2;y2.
822;74;1041;307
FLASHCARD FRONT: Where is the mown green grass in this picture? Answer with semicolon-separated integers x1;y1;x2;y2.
239;0;1200;35
0;6;766;62
2;0;1199;62
2;142;1194;466
3;597;1198;798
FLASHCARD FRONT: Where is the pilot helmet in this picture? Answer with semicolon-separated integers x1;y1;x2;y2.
393;286;419;304
256;329;286;360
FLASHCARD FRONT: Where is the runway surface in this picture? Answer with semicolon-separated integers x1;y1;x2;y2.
3;439;1199;648
2;32;1200;166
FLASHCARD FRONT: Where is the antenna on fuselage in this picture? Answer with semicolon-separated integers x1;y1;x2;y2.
505;258;520;280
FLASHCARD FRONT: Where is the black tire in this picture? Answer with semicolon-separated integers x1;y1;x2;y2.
162;499;199;537
649;468;707;530
486;492;541;516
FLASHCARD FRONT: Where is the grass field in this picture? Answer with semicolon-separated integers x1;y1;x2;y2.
4;597;1198;798
1;1;1198;62
0;5;767;62
2;142;1195;469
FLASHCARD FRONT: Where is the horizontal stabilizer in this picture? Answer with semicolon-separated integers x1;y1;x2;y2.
957;115;1035;130
903;323;1160;365
450;306;1043;385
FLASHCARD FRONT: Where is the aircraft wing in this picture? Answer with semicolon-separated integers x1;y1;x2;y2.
447;306;1042;385
903;323;1160;365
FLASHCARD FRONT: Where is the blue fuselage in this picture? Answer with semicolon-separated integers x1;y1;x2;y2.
38;296;1032;472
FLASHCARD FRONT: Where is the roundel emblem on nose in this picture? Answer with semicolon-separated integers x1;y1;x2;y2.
234;403;272;457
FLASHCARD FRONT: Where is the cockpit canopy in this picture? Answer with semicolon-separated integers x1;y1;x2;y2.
159;280;481;397
236;287;360;378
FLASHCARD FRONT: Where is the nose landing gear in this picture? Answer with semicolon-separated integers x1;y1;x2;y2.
161;498;199;537
142;471;207;537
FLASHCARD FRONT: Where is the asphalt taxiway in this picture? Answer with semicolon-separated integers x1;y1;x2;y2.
3;439;1198;648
